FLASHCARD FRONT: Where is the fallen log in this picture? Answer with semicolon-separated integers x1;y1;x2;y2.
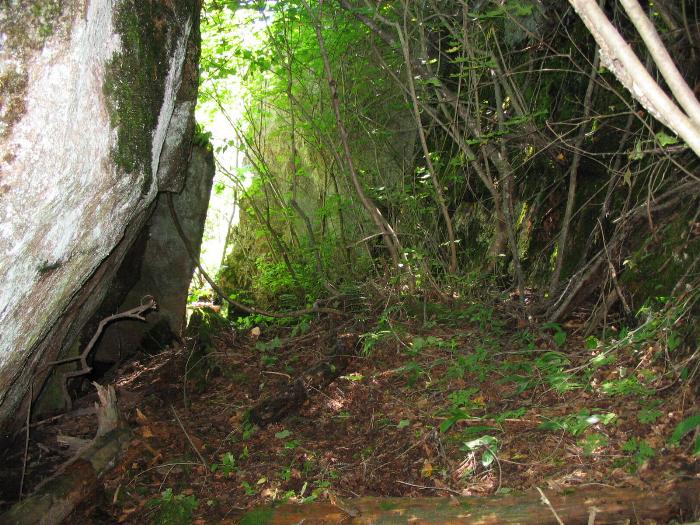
0;384;131;525
0;427;132;525
248;333;358;427
238;480;700;524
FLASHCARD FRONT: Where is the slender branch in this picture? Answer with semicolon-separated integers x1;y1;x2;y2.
536;487;566;525
302;0;405;273
568;0;700;157
619;0;700;127
171;406;209;473
549;51;600;295
19;383;32;500
394;15;458;273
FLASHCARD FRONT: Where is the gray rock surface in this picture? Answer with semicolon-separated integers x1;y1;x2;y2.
0;0;203;438
88;145;215;366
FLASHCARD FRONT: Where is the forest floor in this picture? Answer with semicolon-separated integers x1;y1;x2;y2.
2;298;699;524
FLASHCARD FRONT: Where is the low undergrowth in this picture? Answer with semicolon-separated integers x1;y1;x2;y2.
47;293;700;524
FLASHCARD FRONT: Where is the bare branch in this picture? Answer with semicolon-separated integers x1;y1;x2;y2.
568;0;700;157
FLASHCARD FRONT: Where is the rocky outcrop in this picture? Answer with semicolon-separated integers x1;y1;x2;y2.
86;145;215;367
0;0;203;439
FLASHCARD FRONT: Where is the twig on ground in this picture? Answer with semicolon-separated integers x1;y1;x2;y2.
537;487;566;525
170;406;209;474
396;480;463;496
588;505;601;525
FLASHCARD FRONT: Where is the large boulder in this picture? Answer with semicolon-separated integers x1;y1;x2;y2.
0;0;203;439
85;144;215;370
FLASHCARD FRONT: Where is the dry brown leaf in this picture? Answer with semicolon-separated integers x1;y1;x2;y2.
135;408;148;424
117;508;136;523
421;460;433;478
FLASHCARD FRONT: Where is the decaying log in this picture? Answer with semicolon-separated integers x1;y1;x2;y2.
238;480;700;524
0;427;131;525
249;333;358;427
94;383;120;437
0;384;130;525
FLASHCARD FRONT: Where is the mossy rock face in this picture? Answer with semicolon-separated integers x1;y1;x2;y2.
103;0;198;195
103;1;169;191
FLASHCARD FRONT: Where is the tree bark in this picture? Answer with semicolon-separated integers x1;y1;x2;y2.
568;0;700;157
238;480;700;525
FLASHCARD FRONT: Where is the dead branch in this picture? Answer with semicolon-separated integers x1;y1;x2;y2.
248;333;359;427
39;297;157;410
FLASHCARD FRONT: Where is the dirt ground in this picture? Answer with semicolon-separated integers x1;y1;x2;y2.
1;301;698;524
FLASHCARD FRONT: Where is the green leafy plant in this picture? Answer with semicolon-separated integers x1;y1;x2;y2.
360;329;391;356
446;346;493;381
241;481;257;496
211;452;237;476
488;407;527;423
275;429;292;439
534;352;582;393
461;435;499;468
440;387;483;433
275;429;300;449
409;335;444;355
146;489;198;525
669;414;700;455
600;375;653;397
622;438;655;471
400;361;425;386
539;409;616;436
637;402;663;424
255;337;283;352
541;322;567;347
578;433;608;455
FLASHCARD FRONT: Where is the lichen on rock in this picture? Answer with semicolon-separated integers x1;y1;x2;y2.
0;0;81;138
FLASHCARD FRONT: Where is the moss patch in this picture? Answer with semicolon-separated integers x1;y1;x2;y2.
103;1;176;193
0;69;28;139
0;0;74;49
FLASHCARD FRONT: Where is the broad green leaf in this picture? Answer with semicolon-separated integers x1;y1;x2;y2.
655;131;678;146
670;414;700;445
